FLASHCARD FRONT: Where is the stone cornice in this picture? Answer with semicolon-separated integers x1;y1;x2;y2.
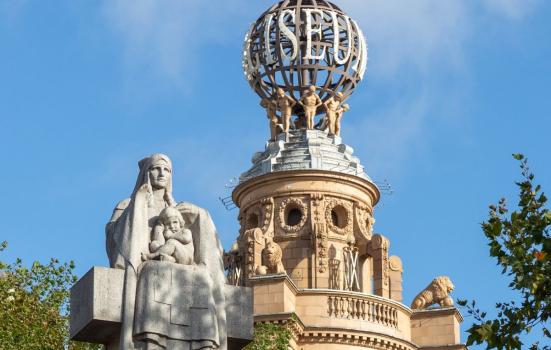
411;307;464;323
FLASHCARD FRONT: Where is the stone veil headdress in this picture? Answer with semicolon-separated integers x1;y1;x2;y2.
132;153;177;208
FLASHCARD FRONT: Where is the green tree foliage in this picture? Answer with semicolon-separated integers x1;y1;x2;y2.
458;154;550;350
244;318;294;350
0;241;102;350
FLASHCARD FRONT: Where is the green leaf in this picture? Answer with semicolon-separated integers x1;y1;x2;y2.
512;153;524;161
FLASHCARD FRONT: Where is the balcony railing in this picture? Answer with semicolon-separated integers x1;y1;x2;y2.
327;295;398;328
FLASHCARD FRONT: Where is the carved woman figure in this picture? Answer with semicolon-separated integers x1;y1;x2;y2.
106;154;227;350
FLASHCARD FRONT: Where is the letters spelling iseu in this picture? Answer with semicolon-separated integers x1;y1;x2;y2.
245;8;367;76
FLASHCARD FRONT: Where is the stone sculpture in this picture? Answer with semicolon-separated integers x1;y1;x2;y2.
260;98;280;141
255;239;285;275
299;86;323;129
323;92;344;135
105;153;227;350
335;103;350;136
141;207;194;265
275;88;296;133
411;276;455;310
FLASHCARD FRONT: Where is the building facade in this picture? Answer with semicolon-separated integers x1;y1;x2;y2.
225;1;467;349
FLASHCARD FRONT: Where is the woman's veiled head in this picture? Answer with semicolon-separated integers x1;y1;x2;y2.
147;157;172;190
133;153;176;207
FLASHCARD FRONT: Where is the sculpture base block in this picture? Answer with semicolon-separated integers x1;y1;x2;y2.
70;267;253;350
411;307;466;349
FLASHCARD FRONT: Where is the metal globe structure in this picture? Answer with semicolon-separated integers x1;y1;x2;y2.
243;0;368;116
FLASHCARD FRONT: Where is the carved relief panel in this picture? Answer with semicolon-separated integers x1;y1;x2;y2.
354;202;374;242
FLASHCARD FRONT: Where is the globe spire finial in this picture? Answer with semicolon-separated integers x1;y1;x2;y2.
243;0;368;137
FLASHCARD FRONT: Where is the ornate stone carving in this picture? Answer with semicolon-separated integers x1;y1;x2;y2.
411;276;455;310
372;235;390;287
354;202;374;241
389;255;403;272
310;194;328;273
260;197;274;234
325;198;353;236
141;207;194;265
277;197;308;233
255;239;285;275
243;228;263;279
343;243;360;291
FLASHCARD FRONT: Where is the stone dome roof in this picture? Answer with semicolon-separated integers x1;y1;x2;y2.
240;129;373;183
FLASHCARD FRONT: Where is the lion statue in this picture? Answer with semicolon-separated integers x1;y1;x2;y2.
411;276;455;310
256;239;285;275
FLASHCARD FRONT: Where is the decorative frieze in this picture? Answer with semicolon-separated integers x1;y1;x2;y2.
310;194;328;273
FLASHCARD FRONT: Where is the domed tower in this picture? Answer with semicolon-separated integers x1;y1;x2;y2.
226;1;466;349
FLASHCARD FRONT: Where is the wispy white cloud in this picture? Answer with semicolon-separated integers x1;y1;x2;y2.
338;0;540;177
101;0;252;89
100;0;542;177
482;0;542;20
340;0;469;77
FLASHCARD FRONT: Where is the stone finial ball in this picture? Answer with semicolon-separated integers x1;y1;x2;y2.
243;0;368;116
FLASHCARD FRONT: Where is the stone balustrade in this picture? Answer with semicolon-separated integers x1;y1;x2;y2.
327;294;399;328
252;275;414;344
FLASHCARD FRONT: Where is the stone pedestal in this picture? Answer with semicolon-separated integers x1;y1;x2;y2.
70;267;254;350
411;308;466;349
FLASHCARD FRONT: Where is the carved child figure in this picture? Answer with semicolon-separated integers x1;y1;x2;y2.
299;85;322;130
141;207;194;265
275;88;296;133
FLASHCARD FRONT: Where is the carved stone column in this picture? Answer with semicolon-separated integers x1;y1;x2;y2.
310;194;328;288
241;228;265;286
371;234;390;298
389;255;404;302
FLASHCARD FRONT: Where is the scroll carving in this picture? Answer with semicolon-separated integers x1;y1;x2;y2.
355;202;374;240
260;197;274;233
243;228;264;279
372;235;390;287
311;194;328;273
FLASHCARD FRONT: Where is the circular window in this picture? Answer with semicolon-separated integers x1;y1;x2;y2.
325;200;352;235
278;198;308;233
331;205;348;229
246;213;260;229
287;208;303;227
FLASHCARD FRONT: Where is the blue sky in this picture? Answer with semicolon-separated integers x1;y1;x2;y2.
1;0;550;346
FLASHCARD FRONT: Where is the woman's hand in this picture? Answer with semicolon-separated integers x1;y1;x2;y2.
176;203;199;224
